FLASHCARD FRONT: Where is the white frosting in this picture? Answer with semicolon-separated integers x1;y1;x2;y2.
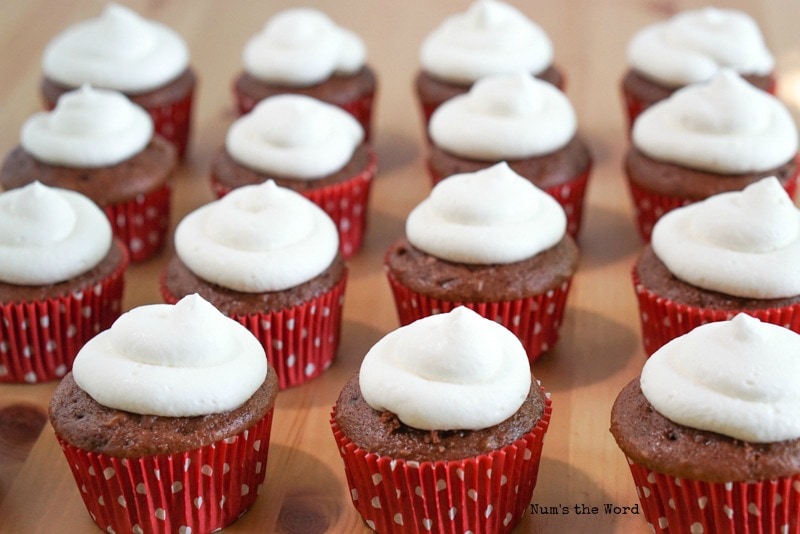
633;69;798;174
652;178;800;299
641;313;800;443
21;84;153;167
420;0;553;84
175;180;339;293
226;94;364;179
359;306;532;431
406;162;566;264
0;182;112;285
429;73;576;160
628;7;774;88
242;8;366;86
42;3;190;94
72;294;268;417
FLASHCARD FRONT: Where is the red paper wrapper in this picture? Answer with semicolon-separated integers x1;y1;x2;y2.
55;407;274;534
161;271;347;390
331;389;552;534
105;183;172;263
625;457;800;534
0;242;128;384
386;271;571;364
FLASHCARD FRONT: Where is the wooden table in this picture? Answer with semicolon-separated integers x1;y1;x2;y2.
1;1;799;532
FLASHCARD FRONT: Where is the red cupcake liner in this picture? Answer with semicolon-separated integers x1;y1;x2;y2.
625;457;800;534
386;271;571;364
55;407;274;534
105;183;172;263
144;86;195;162
330;387;552;534
0;242;128;384
161;271;348;390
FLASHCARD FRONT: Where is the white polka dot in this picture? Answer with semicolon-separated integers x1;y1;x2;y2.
242;484;250;496
103;467;115;480
485;504;493;517
305;363;316;376
178;526;192;534
286;319;295;331
393;513;403;525
422;518;433;530
136;483;147;494
350;489;358;501
117;496;126;507
748;503;760;516
448;507;457;519
171;482;183;493
467;489;478;501
503;513;513;526
371;497;381;509
690;523;703;533
272;339;283;350
194;497;203;509
697;496;708;509
658;517;669;528
436;479;446;491
723;505;734;519
372;474;382;485
155;508;167;521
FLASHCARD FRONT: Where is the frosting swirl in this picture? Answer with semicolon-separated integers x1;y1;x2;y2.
652;177;800;299
0;182;112;285
42;3;190;94
175;180;339;292
627;7;774;88
226;94;364;179
641;313;800;443
359;306;532;430
406;162;566;264
242;8;366;86
21;84;153;167
633;69;798;173
429;73;576;160
72;294;268;417
420;0;553;84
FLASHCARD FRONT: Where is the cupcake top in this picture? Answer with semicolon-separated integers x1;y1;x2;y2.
0;182;112;285
359;306;532;431
406;162;566;264
420;0;553;84
651;177;800;299
429;73;576;160
20;84;153;168
632;69;798;174
242;7;366;87
175;180;339;293
72;293;268;417
627;7;774;88
226;94;364;179
641;313;800;443
42;3;190;94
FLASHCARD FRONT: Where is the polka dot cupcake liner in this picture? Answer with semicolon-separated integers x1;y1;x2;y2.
386;271;572;364
330;388;552;534
105;183;172;263
143;78;196;162
55;407;274;534
625;458;800;534
0;241;128;384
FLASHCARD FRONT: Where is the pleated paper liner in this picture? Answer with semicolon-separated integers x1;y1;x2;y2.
161;271;347;390
330;389;552;534
625;457;800;534
55;408;274;534
104;183;172;263
0;241;128;384
210;150;377;259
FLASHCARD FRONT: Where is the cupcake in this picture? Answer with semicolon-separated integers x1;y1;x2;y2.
621;7;775;130
0;84;177;262
385;162;578;363
625;69;799;241
161;180;347;389
332;306;552;534
0;182;128;384
611;314;800;534
427;73;592;237
49;294;279;533
40;3;196;160
633;177;800;356
233;7;377;139
415;0;564;128
210;93;377;258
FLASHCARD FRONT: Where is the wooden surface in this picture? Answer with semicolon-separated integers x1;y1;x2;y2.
2;1;800;532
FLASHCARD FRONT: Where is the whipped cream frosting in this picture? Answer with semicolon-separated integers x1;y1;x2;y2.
633;69;798;173
0;182;112;285
175;180;339;292
226;94;364;179
406;162;566;264
359;306;532;431
21;84;153;167
641;313;800;443
72;294;268;417
42;3;190;94
652;177;800;299
429;73;576;160
628;7;774;88
420;0;553;84
243;8;366;86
